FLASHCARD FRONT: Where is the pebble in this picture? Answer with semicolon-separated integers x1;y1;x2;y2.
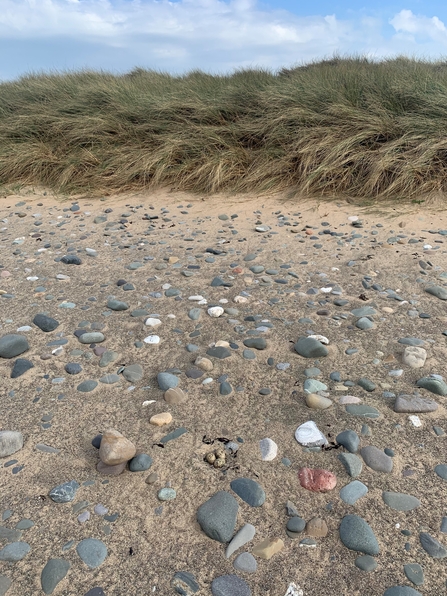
0;542;31;562
49;480;80;503
171;571;200;595
419;532;447;558
295;421;328;447
383;588;422;596
403;563;424;586
129;454;153;472
41;559;70;594
230;478;266;507
0;334;29;358
98;429;136;465
150;412;173;426
355;555;377;572
197;491;238;543
233;552;257;573
338;453;363;477
360;446;393;473
298;468;337;492
76;539;108;568
158;488;177;501
0;431;23;458
259;438;278;461
402;346;427;368
305;393;332;409
416;377;447;396
226;524;256;558
336;430;359;452
32;314;59;332
164;387;187;404
306;517;328;537
339;515;380;555
394;395;438;413
211;574;251;596
294;336;328;358
157;372;179;390
252;537;284;559
382;492;421;511
340;481;368;504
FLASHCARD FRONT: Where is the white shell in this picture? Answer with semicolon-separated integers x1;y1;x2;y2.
145;317;162;327
233;295;248;303
308;334;329;345
259;438;278;461
295;421;328;447
208;306;224;317
409;415;422;427
143;335;160;344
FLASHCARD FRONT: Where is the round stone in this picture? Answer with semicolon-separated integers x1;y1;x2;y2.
157;372;179;391
76;380;98;393
76;539;107;568
305;393;332;409
0;542;30;562
158;488;177;501
32;314;59;332
128;454;153;472
287;517;306;533
65;362;82;375
78;332;105;344
150;412;173;426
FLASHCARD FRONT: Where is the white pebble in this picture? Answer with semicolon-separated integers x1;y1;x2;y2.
188;295;205;301
284;584;304;596
77;511;90;523
144;335;160;344
202;377;213;384
409;415;422;427
259;438;278;461
320;287;333;293
142;400;156;406
219;298;228;303
26;276;39;281
295;421;328;447
389;369;403;377
348;215;359;221
233;295;248;303
208;306;224;317
167;314;176;319
145;318;162;327
56;274;70;280
162;283;171;289
16;326;32;332
52;347;63;356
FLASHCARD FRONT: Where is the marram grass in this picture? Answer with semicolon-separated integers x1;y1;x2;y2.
2;56;447;201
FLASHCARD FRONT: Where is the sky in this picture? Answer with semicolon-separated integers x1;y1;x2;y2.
1;0;447;80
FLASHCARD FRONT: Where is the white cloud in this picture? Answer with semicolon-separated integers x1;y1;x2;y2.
1;1;447;79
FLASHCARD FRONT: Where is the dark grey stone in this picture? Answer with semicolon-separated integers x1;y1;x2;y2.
197;491;238;543
33;314;59;332
49;480;80;503
419;532;447;558
425;285;447;300
339;515;380;555
65;363;82;375
171;571;200;595
357;378;376;392
336;430;359;453
206;346;232;359
76;539;107;568
77;380;98;392
404;563;424;586
355;555;377;572
61;255;82;265
382;492;421;512
106;299;129;311
230;478;265;507
11;360;36;379
242;338;266;350
435;464;447;480
211;574;251;596
360;446;393;473
0;335;29;359
286;517;306;533
129;454;152;472
294;337;328;358
159;427;187;444
41;559;70;594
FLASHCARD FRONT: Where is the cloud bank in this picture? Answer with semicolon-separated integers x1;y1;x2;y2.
1;1;447;80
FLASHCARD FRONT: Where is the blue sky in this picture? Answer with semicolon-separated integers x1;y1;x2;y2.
1;0;447;81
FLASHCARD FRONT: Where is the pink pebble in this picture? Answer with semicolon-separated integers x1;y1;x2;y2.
338;395;361;404
299;467;337;492
0;271;11;277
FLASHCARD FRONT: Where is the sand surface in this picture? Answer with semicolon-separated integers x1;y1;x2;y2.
0;187;447;596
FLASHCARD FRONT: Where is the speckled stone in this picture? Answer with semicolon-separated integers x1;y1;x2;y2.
197;491;238;543
211;574;251;596
339;515;380;555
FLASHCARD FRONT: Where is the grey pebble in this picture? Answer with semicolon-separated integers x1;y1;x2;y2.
340;481;368;505
339;515;380;555
41;559;70;594
230;478;265;507
211;574;251;596
0;542;30;562
76;538;108;568
360;446;393;473
197;491;238;543
49;480;80;503
233;552;257;573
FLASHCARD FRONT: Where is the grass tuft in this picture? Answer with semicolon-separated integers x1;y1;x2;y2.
2;56;447;200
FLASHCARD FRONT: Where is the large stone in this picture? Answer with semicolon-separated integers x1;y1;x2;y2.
403;563;424;586
0;542;30;562
360;446;393;473
211;575;251;596
197;491;238;543
419;532;447;558
99;430;136;465
382;492;421;512
294;337;328;358
339;515;380;555
233;553;257;573
0;335;29;359
164;387;187;405
340;481;368;505
425;285;447;300
402;346;427;369
230;478;265;507
0;431;23;458
41;559;70;594
394;395;438;413
416;377;447;396
298;468;337;492
78;332;105;344
122;364;143;383
32;314;59;332
336;430;360;453
243;338;266;350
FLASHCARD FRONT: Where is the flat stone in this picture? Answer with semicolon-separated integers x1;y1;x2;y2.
160;427;187;444
77;380;98;392
298;468;337;492
243;338;266;350
336;430;360;453
230;478;265;507
339;515;380;555
76;539;107;568
49;480;80;503
0;431;23;458
338;454;363;478
295;421;328;447
340;481;368;505
419;532;447;558
425;285;447;300
158;488;177;501
99;351;119;367
416;377;447;396
345;405;380;418
435;464;447;480
164;387;187;405
286;517;306;534
197;491;239;543
188;308;202;321
351;306;377;317
294;337;328;358
303;379;328;394
356;317;374;330
0;527;22;543
61;255;82;265
206;346;232;359
99;373;120;384
383;588;422;596
150;412;173;426
171;571;200;595
306;518;328;537
195;357;213;371
233;552;257;573
394;395;438;413
122;364;143;383
0;576;11;595
157;372;179;390
382;492;421;511
0;335;29;358
404;563;424;586
402;346;427;368
0;542;30;562
33;314;59;332
10;358;34;378
357;378;376;392
41;559;70;594
128;454;152;472
99;429;136;465
211;575;251;596
226;524;256;558
65;363;82;375
355;555;377;572
360;446;393;473
305;393;332;409
252;537;284;559
106;299;129;311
